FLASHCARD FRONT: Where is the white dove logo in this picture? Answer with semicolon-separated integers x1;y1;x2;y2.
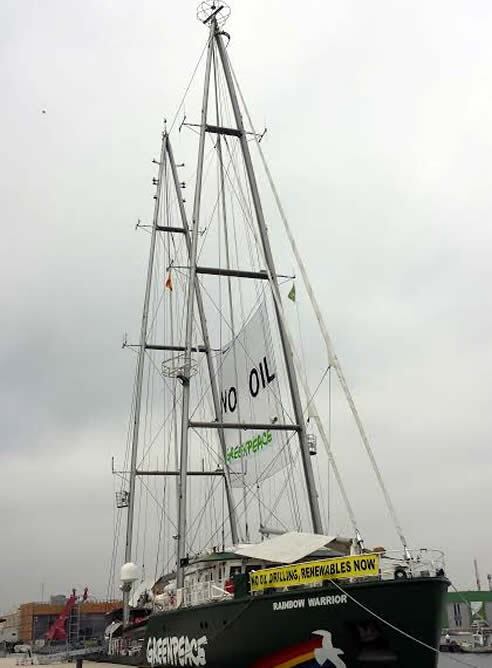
313;630;346;667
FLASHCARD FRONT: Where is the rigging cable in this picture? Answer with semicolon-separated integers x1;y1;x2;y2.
292;293;313;530
192;274;305;534
106;475;119;600
293;292;329;531
164;148;181;531
106;362;140;599
148;194;168;581
197;352;220;546
213;44;250;542
231;64;410;556
228;161;268;534
168;38;210;133
327;366;332;533
154;401;173;580
138;261;160;577
290;335;362;543
204;427;307;548
189;288;334;541
229;134;289;532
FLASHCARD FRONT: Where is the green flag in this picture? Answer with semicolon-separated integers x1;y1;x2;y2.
288;283;296;302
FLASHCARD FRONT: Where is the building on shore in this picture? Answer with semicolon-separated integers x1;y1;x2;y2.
444;591;492;630
1;596;121;647
0;610;20;648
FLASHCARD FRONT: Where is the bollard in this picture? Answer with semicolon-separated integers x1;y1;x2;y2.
76;658;83;668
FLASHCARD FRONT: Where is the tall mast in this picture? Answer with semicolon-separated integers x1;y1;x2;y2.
176;22;215;590
165;135;239;544
214;22;324;534
122;131;167;626
163;149;181;528
211;45;249;542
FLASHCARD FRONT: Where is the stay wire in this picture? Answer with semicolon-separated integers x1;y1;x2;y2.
168;38;210;133
327;366;332;533
230;61;409;554
106;356;141;599
203;428;304;548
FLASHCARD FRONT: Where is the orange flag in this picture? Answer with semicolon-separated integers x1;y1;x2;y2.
165;271;173;291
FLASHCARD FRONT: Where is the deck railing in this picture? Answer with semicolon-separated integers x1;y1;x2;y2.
153;548;446;609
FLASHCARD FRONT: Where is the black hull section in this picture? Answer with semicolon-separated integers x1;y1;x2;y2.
106;577;448;667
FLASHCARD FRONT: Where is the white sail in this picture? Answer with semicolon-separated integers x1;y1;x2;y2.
219;301;288;487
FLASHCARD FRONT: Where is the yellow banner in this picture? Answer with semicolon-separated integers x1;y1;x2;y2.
249;553;380;592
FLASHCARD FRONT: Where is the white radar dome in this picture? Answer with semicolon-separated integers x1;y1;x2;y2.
120;562;139;583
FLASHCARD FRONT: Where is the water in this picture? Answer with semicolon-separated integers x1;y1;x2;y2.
439;654;492;667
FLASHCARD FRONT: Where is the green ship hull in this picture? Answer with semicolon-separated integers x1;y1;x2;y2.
106;575;448;667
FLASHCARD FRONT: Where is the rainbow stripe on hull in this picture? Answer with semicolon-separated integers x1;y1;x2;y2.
252;634;344;668
252;637;320;667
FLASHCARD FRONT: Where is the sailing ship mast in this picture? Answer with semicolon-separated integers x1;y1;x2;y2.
121;126;245;622
121;134;166;625
215;21;323;533
121;2;324;621
176;5;323;588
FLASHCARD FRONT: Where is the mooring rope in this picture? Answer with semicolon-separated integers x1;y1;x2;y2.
330;578;481;668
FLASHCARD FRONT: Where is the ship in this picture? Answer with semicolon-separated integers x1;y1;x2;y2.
103;2;449;666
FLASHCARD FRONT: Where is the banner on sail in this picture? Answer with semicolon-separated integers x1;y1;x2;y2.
249;554;381;592
219;301;288;487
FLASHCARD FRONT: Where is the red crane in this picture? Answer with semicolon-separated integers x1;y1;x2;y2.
45;588;88;642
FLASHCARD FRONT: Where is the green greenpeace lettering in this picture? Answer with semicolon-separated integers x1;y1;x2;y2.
225;430;273;463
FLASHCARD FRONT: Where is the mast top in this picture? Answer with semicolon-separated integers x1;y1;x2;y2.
197;1;230;26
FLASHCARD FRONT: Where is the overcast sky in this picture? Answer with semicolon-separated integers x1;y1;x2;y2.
1;0;492;611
